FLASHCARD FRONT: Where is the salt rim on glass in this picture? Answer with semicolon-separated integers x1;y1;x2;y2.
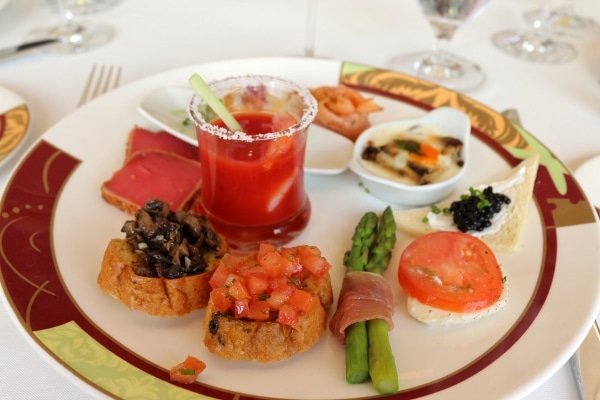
187;74;318;141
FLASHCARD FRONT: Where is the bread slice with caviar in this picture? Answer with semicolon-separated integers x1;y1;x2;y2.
393;153;540;253
97;198;227;317
203;244;334;362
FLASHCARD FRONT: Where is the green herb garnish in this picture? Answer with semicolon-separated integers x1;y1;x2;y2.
179;368;196;375
460;187;491;209
393;139;422;155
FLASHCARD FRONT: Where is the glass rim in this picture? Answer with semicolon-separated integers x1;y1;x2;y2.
187;74;318;142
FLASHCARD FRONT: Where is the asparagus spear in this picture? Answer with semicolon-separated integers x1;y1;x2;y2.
342;207;399;393
366;206;397;275
343;211;378;383
366;206;399;394
368;319;398;394
343;211;378;272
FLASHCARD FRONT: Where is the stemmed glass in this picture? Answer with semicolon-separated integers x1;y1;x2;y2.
25;0;116;54
523;0;600;39
305;0;318;57
389;0;495;92
492;0;577;64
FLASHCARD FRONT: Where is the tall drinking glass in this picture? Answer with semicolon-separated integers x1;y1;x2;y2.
389;0;494;92
188;75;318;253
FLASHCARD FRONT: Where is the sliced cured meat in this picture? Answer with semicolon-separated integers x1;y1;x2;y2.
328;271;394;344
101;150;202;215
126;126;198;160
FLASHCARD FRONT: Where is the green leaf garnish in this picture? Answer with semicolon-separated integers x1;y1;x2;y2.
393;139;422;155
189;73;243;133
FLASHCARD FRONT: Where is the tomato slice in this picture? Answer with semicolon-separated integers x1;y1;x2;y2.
398;231;504;313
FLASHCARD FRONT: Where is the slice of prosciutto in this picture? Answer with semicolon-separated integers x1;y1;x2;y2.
329;270;394;344
101;150;202;215
126;126;198;161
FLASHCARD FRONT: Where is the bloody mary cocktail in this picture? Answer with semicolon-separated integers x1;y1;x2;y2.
188;75;317;253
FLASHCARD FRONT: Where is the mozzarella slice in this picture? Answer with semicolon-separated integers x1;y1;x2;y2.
406;279;509;326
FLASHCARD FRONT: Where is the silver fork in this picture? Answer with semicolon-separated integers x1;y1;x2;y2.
77;64;122;107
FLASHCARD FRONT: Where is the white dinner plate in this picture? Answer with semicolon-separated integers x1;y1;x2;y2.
0;85;31;168
1;57;599;400
137;86;354;175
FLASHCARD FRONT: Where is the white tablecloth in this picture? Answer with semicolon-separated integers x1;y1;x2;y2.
0;0;598;398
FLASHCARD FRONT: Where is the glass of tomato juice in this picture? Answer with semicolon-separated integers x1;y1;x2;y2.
187;75;318;253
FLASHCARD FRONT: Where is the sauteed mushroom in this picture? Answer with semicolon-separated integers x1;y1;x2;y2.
122;199;224;279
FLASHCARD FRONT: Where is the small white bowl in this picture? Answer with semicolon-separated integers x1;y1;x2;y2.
348;107;471;206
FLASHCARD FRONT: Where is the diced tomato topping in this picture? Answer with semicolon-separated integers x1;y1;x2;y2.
267;275;290;292
297;245;332;278
398;231;504;313
208;262;230;289
277;303;299;328
209;243;330;326
210;287;232;312
259;250;294;277
234;298;250;318
248;300;271;321
288;289;314;312
169;355;206;384
228;279;250;300
257;242;277;259
246;274;269;296
266;284;294;310
280;247;303;274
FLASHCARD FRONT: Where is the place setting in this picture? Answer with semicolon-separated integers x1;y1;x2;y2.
0;50;599;399
0;0;120;59
1;1;600;400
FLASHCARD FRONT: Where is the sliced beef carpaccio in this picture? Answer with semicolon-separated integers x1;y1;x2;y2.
101;127;202;215
126;126;198;161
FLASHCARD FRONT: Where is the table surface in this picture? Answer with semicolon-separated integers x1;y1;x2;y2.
0;0;599;398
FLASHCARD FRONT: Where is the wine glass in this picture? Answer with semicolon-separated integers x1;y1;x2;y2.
305;0;318;57
25;0;116;54
389;0;495;92
492;0;577;64
523;0;600;39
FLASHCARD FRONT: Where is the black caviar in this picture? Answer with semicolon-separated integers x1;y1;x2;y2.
449;186;511;232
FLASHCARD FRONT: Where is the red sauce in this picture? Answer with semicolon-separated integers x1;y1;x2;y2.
194;111;310;252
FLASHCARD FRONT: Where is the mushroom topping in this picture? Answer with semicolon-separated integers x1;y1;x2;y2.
121;198;225;279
